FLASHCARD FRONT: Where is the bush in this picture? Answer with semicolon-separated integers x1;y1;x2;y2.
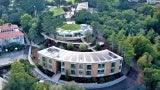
95;43;100;50
99;78;105;83
79;44;87;51
91;38;97;45
67;42;73;50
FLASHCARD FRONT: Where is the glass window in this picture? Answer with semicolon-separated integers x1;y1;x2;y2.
71;70;75;75
61;62;65;67
119;65;122;70
42;62;46;67
49;59;52;64
87;65;91;70
98;64;105;69
49;65;52;70
111;62;116;67
120;60;123;64
98;70;104;74
86;71;91;75
61;68;65;73
111;68;115;73
79;70;83;75
42;57;45;62
79;64;83;69
71;64;76;69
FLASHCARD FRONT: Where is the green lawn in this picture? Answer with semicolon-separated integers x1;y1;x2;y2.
49;7;65;16
60;24;81;31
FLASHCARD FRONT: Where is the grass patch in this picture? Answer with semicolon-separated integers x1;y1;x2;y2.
60;23;81;31
50;7;65;16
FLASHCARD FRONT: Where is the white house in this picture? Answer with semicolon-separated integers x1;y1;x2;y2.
0;23;24;46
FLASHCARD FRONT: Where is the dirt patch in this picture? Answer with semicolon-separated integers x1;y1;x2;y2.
31;47;38;65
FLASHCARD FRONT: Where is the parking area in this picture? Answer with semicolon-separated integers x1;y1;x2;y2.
0;47;28;66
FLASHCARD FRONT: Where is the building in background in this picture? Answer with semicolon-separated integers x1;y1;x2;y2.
0;23;24;46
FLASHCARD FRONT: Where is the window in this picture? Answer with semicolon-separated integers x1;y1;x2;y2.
61;68;65;73
71;64;76;69
61;62;65;67
79;70;83;75
111;68;115;73
71;70;76;75
111;62;116;67
86;71;91;75
42;57;45;62
42;62;46;67
119;65;122;71
49;65;52;70
98;70;104;75
79;64;83;69
120;59;123;65
49;59;52;64
87;65;91;70
98;63;105;69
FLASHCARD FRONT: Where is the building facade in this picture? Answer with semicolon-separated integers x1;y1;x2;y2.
0;23;24;46
38;46;123;78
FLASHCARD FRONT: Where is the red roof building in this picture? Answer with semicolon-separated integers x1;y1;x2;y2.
0;23;24;46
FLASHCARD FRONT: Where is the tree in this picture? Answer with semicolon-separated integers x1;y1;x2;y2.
63;81;85;90
0;0;10;7
20;14;32;33
131;35;156;59
85;31;92;41
121;39;135;67
144;68;160;89
42;12;63;35
0;19;4;25
67;42;74;50
107;31;118;50
137;52;153;69
34;82;49;90
4;62;37;90
74;10;93;24
19;59;35;73
79;44;87;51
137;5;154;16
28;22;39;41
17;0;45;15
1;14;8;23
118;0;130;9
96;0;108;11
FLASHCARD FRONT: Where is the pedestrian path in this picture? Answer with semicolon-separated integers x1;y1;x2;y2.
81;37;96;52
51;72;61;83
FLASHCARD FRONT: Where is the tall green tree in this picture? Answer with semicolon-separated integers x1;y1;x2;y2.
20;14;32;33
4;62;37;90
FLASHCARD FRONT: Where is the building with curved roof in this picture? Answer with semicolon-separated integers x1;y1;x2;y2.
38;46;123;77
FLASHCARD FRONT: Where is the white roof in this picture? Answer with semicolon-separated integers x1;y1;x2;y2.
76;2;88;11
38;46;123;63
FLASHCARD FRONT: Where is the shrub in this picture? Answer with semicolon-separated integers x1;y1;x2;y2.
67;42;73;50
99;78;105;83
91;38;97;45
79;44;87;51
95;43;100;50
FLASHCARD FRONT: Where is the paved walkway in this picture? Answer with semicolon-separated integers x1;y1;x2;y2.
51;72;61;83
41;33;91;45
81;37;96;52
